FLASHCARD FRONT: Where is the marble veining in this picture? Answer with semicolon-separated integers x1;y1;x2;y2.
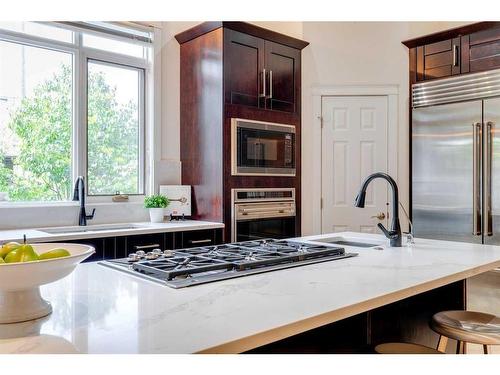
1;232;500;353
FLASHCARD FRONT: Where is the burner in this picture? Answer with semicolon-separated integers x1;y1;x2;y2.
132;255;233;281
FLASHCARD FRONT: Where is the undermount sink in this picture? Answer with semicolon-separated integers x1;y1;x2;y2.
39;223;145;235
314;236;385;248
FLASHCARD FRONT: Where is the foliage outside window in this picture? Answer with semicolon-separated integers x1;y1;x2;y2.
0;22;151;202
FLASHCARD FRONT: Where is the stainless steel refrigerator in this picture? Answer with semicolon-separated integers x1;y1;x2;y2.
412;68;500;318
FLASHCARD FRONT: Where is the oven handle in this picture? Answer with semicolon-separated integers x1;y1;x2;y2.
237;209;296;220
240;205;294;213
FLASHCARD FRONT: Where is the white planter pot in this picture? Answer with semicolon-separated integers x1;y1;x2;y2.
149;208;164;223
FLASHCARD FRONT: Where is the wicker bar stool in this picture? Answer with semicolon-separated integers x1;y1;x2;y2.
431;310;500;354
375;342;443;354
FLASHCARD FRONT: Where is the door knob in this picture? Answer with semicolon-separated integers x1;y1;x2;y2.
371;212;385;220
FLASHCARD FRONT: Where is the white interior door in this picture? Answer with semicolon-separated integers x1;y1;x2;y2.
321;96;389;234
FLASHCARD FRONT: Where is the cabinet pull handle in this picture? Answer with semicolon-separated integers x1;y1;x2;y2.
134;244;160;250
268;70;273;99
484;121;493;236
259;69;266;98
453;45;459;67
189;239;212;244
473;122;482;236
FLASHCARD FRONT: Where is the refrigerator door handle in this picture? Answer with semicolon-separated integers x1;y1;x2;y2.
484;121;493;236
473;122;482;236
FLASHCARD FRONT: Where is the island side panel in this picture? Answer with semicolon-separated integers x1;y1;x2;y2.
247;280;465;353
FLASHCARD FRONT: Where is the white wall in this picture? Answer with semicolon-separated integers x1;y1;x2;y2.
300;21;469;235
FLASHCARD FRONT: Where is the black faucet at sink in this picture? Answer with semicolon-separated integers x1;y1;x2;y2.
354;172;402;247
73;176;95;226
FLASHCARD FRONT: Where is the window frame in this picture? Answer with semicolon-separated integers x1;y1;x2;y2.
0;23;151;204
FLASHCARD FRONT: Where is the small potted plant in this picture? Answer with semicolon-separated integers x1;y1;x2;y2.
144;194;170;223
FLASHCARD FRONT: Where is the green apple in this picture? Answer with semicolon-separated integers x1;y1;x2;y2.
38;248;71;260
0;257;5;264
0;242;21;259
4;244;39;263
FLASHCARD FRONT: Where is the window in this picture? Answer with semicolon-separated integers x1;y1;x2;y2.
0;22;152;202
87;61;144;195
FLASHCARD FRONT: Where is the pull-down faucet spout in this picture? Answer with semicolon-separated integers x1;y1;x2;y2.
354;172;402;247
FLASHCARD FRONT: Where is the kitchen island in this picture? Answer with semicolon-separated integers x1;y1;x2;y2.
1;232;500;354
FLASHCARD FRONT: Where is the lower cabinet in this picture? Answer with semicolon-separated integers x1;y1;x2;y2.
54;228;223;262
174;229;223;249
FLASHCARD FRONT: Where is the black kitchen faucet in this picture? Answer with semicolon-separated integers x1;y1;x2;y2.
72;176;95;226
354;172;402;247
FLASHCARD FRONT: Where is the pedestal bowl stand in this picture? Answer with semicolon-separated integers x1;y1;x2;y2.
0;243;94;324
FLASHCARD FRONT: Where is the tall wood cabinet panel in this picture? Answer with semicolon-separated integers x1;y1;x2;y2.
176;22;308;242
179;27;224;223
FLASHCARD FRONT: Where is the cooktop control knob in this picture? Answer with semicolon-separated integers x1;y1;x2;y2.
163;250;175;257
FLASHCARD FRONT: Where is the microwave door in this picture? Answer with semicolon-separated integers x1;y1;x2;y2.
233;118;296;176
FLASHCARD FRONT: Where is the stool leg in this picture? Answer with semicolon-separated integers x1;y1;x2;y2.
483;345;489;354
456;340;464;354
436;335;448;352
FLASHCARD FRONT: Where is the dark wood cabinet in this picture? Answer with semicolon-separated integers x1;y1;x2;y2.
224;29;265;109
175;229;223;249
223;28;301;113
65;237;105;262
461;27;500;73
416;38;461;81
176;22;308;242
125;232;174;256
264;41;300;113
404;22;500;83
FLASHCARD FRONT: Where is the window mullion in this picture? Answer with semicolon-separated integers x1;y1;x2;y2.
75;33;88;191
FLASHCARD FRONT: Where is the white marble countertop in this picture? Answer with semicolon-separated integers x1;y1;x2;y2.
0;220;224;243
1;232;500;354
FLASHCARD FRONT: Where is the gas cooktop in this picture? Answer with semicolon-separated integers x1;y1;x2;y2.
99;239;358;288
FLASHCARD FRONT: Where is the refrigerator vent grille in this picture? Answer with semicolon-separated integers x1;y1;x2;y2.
412;68;500;108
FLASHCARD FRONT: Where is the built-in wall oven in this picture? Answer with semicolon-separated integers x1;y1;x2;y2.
231;118;296;176
231;188;296;242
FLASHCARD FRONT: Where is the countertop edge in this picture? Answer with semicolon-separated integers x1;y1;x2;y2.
197;259;500;354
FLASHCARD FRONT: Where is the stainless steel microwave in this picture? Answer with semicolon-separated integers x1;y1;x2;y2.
231;118;296;176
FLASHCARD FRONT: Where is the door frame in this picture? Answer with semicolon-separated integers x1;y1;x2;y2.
311;85;399;234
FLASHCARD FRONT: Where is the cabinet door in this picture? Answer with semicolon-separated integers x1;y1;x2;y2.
65;238;105;262
461;27;500;73
224;29;265;108
416;38;461;81
125;233;172;256
175;229;222;249
264;41;300;113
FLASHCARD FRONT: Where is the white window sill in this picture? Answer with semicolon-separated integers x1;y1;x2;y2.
0;197;145;209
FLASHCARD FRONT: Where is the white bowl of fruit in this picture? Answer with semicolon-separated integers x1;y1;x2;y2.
0;238;94;323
